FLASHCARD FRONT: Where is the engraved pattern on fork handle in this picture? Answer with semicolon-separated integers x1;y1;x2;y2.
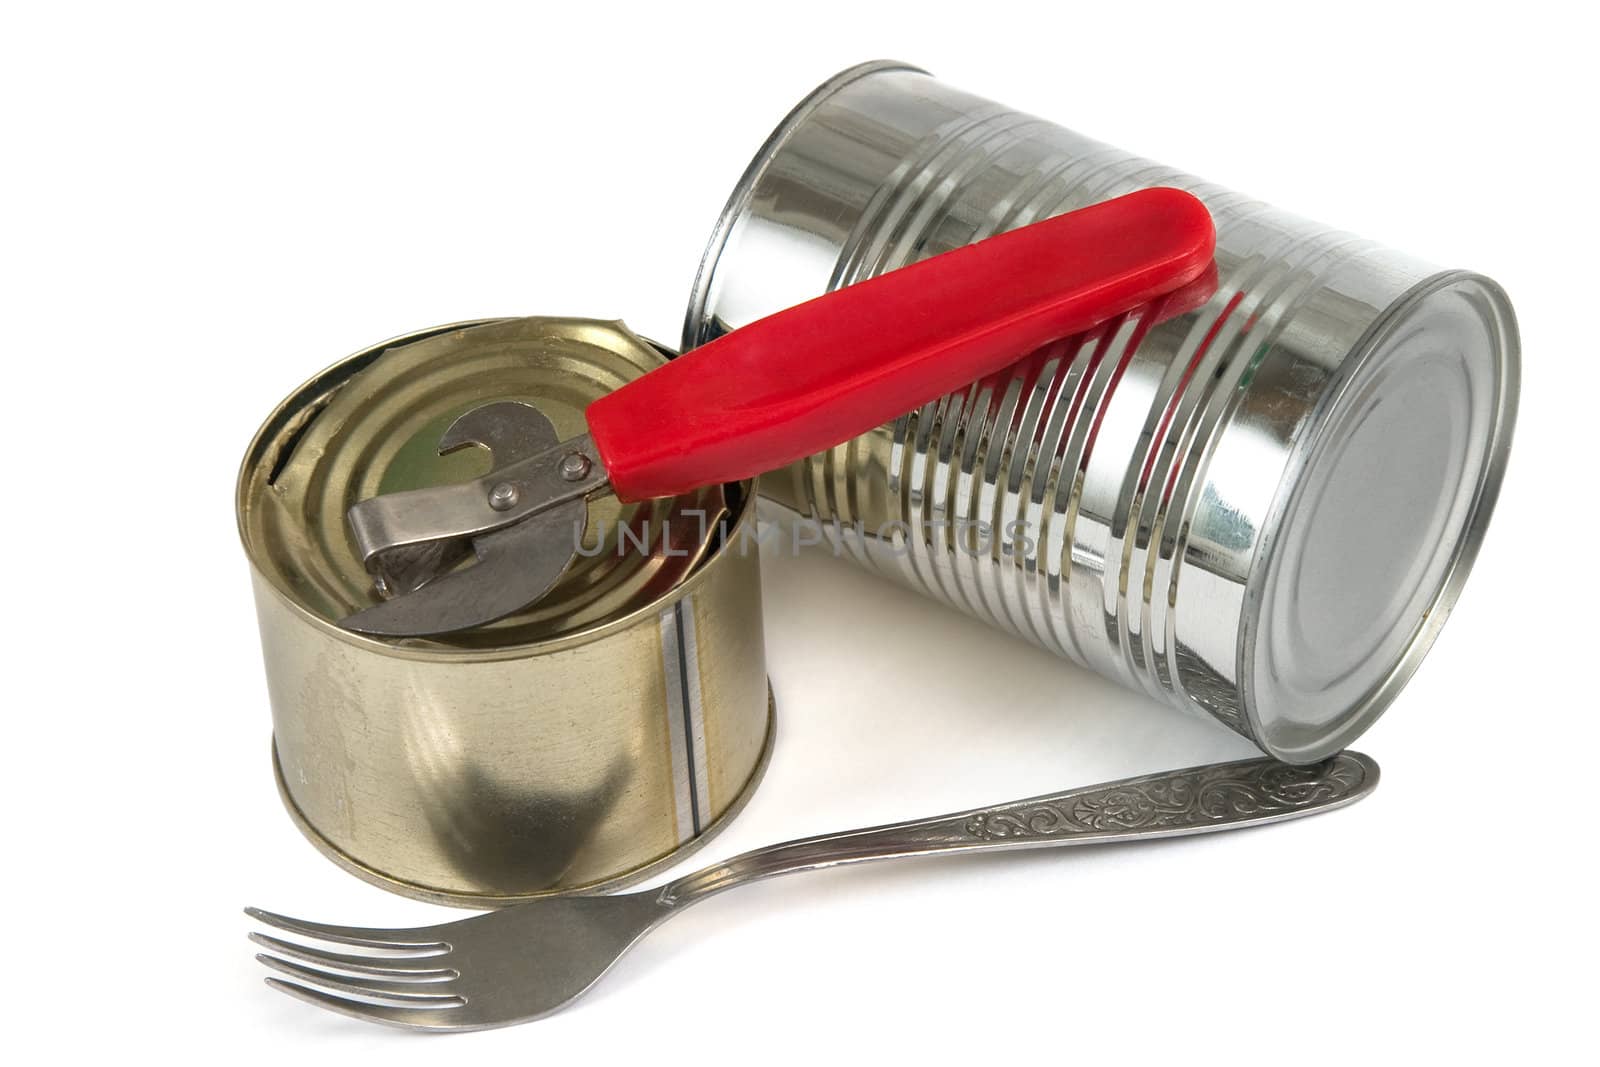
658;753;1376;907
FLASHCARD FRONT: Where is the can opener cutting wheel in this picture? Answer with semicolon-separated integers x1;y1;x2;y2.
341;188;1216;636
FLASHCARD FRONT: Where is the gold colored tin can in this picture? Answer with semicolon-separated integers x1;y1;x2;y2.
237;317;773;907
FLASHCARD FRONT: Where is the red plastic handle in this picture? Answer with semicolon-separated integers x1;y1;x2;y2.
587;187;1215;501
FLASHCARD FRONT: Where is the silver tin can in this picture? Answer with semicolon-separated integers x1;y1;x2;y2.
238;317;773;906
684;63;1518;763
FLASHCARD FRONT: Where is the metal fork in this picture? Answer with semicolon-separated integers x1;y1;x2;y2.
249;751;1376;1031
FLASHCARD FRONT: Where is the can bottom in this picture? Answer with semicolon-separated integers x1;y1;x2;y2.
1241;272;1517;762
270;683;777;908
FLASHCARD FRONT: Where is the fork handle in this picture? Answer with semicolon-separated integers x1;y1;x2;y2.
657;753;1376;907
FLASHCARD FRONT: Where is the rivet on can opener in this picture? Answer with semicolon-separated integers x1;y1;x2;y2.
340;188;1217;637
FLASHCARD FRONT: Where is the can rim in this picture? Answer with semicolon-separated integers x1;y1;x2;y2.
232;317;507;557
236;321;760;661
1237;269;1520;762
680;60;928;352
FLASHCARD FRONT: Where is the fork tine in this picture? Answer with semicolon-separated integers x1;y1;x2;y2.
250;933;458;980
244;907;448;952
264;978;467;1032
256;954;463;1003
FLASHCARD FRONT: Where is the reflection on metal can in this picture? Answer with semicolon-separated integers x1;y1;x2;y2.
237;317;772;906
685;63;1517;763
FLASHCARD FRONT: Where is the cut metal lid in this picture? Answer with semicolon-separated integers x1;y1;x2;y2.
237;316;732;649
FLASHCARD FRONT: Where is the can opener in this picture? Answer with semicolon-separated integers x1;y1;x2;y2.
341;188;1215;636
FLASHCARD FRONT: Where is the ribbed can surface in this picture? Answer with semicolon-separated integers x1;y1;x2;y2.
684;64;1518;762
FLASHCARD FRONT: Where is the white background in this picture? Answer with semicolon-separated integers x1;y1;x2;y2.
3;2;1593;1062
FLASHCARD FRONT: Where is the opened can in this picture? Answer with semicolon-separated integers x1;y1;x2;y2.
237;317;773;906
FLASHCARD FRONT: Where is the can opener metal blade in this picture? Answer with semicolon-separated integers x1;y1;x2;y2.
340;188;1216;636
